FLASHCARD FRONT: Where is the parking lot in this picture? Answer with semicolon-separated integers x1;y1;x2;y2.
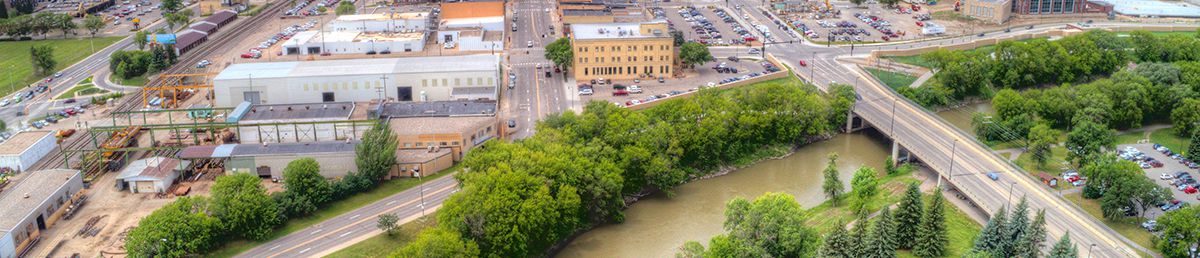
657;5;761;46
778;3;960;43
1120;144;1200;206
578;55;780;106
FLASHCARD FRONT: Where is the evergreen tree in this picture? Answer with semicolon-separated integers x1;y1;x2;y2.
848;213;870;257
1047;233;1078;258
914;189;948;258
823;153;845;206
1014;210;1048;258
894;183;924;249
1187;127;1200;162
820;221;854;258
1004;197;1032;257
867;207;898;258
972;207;1010;255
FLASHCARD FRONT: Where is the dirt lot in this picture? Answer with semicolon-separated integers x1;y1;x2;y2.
579;55;776;106
26;167;215;257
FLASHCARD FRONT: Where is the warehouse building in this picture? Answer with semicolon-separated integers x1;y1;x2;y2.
327;12;431;32
570;20;674;81
439;1;505;31
211;54;500;107
0;131;58;172
381;100;498;161
280;30;426;55
115;157;188;194
227;102;374;144
435;29;504;51
177;141;358;178
0;169;84;258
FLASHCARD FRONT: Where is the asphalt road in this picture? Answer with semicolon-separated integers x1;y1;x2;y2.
504;0;572;140
235;175;459;258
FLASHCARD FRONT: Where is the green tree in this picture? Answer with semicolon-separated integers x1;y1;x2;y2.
336;1;356;15
283;158;332;205
1134;62;1181;86
1155;205;1200;258
704;234;766;257
31;12;54;38
822;153;845;206
435;169;581;257
1131;30;1165;62
134;30;149;50
679;42;712;69
0;0;8;19
1013;210;1048;258
161;0;181;13
124;197;222;257
1047;233;1078;258
29;45;55;76
392;228;481;258
819;221;853;258
1027;123;1060;168
848;166;879;215
867;207;897;257
83;15;104;37
1172;98;1200;137
884;155;896;175
211;173;280;241
676;241;705;258
894;183;923;249
721;192;820;257
165;11;192;31
317;6;327;14
913;189;947;258
11;0;34;14
1188;128;1200;161
972;207;1009;255
849;0;865;6
1065;118;1114;166
356;122;397;183
1003;198;1031;257
376;213;399;236
544;37;573;69
53;13;76;36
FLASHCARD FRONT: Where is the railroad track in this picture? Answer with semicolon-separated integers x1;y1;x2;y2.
112;0;292;113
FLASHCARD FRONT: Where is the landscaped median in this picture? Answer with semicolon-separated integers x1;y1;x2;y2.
54;76;112;100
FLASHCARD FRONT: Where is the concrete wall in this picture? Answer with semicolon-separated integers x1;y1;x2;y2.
871;25;1200;58
0;132;57;172
235;121;373;144
4;171;83;257
227;152;358;178
392;151;454;178
1;232;15;258
284;38;426;55
214;70;499;107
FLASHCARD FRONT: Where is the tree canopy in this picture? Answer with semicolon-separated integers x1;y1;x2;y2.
544;37;573;69
679;42;712;69
210;173;280;241
124;197;223;257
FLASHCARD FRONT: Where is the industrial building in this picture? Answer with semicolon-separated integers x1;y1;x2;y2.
435;29;504;51
115;157;188;194
177;141;359;178
394;148;454;178
327;12;431;32
227;102;374;144
173;10;237;55
570;20;675;81
0;131;58;172
0;169;84;258
211;54;501;107
381;100;498;161
960;0;1113;23
280;30;426;55
439;1;505;31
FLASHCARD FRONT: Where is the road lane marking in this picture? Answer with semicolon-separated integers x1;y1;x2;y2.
310;229;322;235
299;248;311;254
385;200;396;206
338;230;355;239
349;214;360;220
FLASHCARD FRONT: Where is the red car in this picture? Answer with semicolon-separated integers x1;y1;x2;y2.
612;90;629;96
916;21;925;27
44;78;53;83
1186;185;1198;194
798;60;807;67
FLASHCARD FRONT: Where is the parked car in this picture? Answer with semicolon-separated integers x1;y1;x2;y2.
578;88;594;95
628;85;643;94
1161;200;1181;210
1162;173;1176;180
507;119;517;128
612;89;629;96
1141;220;1157;231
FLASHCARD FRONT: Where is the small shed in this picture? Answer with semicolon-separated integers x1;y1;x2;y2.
1037;173;1058;187
115;157;189;193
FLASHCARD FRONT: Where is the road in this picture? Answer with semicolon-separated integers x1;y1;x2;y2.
724;0;1189;255
235;175;459;258
504;0;572;139
0;7;180;131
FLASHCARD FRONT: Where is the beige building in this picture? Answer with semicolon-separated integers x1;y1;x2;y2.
962;0;1013;24
570;20;674;81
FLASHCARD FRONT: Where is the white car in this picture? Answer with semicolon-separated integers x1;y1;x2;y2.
526;41;533;48
628;85;642;94
1161;173;1176;180
0;99;9;107
578;88;594;95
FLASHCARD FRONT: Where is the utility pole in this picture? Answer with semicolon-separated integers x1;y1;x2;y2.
416;171;425;216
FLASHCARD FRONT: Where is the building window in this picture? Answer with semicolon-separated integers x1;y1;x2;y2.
440;142;448;145
455;78;461;86
431;79;437;87
416;142;424;147
442;79;448;86
488;77;494;85
452;141;459;145
404;142;412;147
422;80;428;87
322;92;335;102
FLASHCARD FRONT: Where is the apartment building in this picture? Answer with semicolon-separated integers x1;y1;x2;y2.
570;20;674;81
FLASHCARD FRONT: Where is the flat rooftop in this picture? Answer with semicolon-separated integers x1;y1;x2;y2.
1093;0;1200;17
440;1;505;19
239;102;356;122
177;141;359;159
563;9;612;16
285;31;424;46
335;12;431;21
0;131;53;156
0;169;81;232
214;54;499;81
571;20;669;40
389;116;495;136
397;148;452;163
378;100;497;118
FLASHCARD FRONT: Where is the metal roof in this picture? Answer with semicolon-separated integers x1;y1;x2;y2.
239;102;355;122
0;169;81;233
174;29;208;49
0;130;53;155
178;141;359;159
205;9;237;25
213;55;499;81
571;20;669;40
379;100;496;118
116;157;188;180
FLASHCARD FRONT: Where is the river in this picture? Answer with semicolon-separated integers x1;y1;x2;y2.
557;133;891;258
556;103;994;257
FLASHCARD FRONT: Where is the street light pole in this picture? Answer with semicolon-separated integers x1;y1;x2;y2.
415;171;425;217
1007;182;1016;208
889;97;897;136
1087;243;1097;258
947;139;958;182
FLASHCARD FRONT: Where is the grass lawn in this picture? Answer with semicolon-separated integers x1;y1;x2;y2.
0;36;123;98
866;68;919;89
1116;131;1147;145
898;199;982;258
1063;193;1159;257
324;215;439;258
1013;145;1070;177
883;55;936;69
114;74;150;86
55;76;110;100
1149;128;1190;155
208;166;460;258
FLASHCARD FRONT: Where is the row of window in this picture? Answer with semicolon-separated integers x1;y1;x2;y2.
402;141;460;148
299;77;494;91
577;44;670;53
582;65;670;76
577;55;670;64
1015;0;1076;13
